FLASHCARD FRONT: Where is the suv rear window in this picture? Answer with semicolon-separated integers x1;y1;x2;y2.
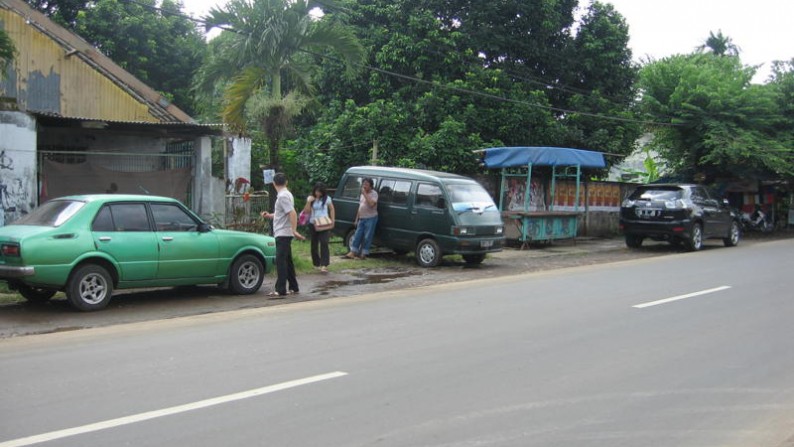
629;188;683;201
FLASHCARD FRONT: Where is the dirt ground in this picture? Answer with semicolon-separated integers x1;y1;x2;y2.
1;231;791;338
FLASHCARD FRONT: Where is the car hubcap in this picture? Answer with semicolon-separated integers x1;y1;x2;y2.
238;261;260;288
693;227;702;249
731;224;740;244
419;245;436;264
79;273;107;305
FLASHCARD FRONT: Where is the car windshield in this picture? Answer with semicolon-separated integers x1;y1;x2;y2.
447;183;497;213
13;200;85;227
630;188;683;201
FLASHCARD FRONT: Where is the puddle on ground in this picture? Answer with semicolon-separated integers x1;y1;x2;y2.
311;269;417;296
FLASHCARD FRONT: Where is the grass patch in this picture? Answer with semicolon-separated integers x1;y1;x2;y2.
290;236;411;274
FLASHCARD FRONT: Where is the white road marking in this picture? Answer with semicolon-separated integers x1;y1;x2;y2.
0;371;348;447
633;286;732;309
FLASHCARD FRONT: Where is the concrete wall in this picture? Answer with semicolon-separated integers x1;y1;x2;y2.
0;112;37;226
227;137;252;192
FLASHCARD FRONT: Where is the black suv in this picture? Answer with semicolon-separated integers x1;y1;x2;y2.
620;184;741;251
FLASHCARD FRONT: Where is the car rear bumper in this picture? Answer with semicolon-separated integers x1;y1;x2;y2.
0;265;35;278
620;219;692;239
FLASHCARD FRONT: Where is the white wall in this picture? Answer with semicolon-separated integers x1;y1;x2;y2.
0;112;38;226
227;137;252;193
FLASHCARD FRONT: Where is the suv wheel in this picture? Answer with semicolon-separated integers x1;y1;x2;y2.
686;223;703;251
723;221;741;247
625;234;643;248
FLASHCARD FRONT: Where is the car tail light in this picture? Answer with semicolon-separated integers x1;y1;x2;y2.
664;199;685;209
1;244;20;257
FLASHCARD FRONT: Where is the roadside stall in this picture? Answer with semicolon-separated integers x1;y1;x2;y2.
480;146;606;248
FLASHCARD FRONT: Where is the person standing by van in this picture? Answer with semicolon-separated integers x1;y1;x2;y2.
346;177;378;260
260;172;304;297
303;182;335;272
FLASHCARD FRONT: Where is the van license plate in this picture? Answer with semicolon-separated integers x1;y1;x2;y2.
481;240;493;248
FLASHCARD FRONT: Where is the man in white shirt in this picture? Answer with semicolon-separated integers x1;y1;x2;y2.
261;172;305;297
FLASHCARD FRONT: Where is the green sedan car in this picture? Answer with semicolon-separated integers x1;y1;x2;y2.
0;195;276;311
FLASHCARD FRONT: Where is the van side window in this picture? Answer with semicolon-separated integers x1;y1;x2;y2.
379;179;411;205
340;176;363;199
379;180;395;203
416;183;444;209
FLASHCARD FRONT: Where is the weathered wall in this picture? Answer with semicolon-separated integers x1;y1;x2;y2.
0;8;155;122
0;111;37;226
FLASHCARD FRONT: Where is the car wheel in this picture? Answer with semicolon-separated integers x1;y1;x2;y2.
229;254;264;295
723;221;741;247
17;284;56;303
625;234;643;248
67;264;113;311
686;223;703;251
462;254;486;265
415;238;441;268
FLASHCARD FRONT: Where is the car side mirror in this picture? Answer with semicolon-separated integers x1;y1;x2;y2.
197;223;212;233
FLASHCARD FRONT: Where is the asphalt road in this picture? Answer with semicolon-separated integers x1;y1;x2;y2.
1;238;793;446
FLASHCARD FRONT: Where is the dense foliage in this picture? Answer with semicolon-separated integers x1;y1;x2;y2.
0;29;14;78
639;54;793;181
294;0;641;184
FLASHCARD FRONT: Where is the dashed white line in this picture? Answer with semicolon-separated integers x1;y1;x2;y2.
633;286;732;309
0;371;348;447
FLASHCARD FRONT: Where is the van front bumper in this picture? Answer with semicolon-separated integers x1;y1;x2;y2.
452;237;505;254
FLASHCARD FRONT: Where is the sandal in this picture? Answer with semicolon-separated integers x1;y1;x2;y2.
344;252;357;259
289;290;299;295
267;291;287;298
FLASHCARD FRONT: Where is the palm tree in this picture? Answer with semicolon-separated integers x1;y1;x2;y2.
198;0;364;191
696;30;740;57
1;29;15;80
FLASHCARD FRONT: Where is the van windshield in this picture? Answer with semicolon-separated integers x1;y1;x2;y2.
447;183;497;213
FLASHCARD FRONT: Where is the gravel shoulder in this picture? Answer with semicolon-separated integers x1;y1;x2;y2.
1;232;791;338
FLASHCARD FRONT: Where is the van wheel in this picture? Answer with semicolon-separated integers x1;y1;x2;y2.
416;238;441;268
463;254;486;265
67;264;113;311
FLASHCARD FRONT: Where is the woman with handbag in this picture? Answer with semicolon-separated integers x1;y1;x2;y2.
303;182;335;272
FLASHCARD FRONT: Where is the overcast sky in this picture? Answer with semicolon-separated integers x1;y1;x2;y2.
183;0;794;83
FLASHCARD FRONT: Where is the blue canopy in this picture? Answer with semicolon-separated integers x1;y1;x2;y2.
482;146;606;169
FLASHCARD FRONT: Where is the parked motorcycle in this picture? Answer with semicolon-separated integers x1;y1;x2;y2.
740;208;774;233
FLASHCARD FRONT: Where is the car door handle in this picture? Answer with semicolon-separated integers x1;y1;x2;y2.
98;236;111;242
162;237;174;241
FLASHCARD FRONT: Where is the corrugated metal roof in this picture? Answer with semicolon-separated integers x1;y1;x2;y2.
0;0;195;124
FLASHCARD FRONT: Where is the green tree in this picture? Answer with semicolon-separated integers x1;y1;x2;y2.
72;0;206;115
24;0;89;27
697;30;740;57
198;0;363;205
639;52;791;180
299;0;638;181
0;28;15;79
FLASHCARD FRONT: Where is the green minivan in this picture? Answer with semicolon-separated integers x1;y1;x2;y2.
333;167;505;267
